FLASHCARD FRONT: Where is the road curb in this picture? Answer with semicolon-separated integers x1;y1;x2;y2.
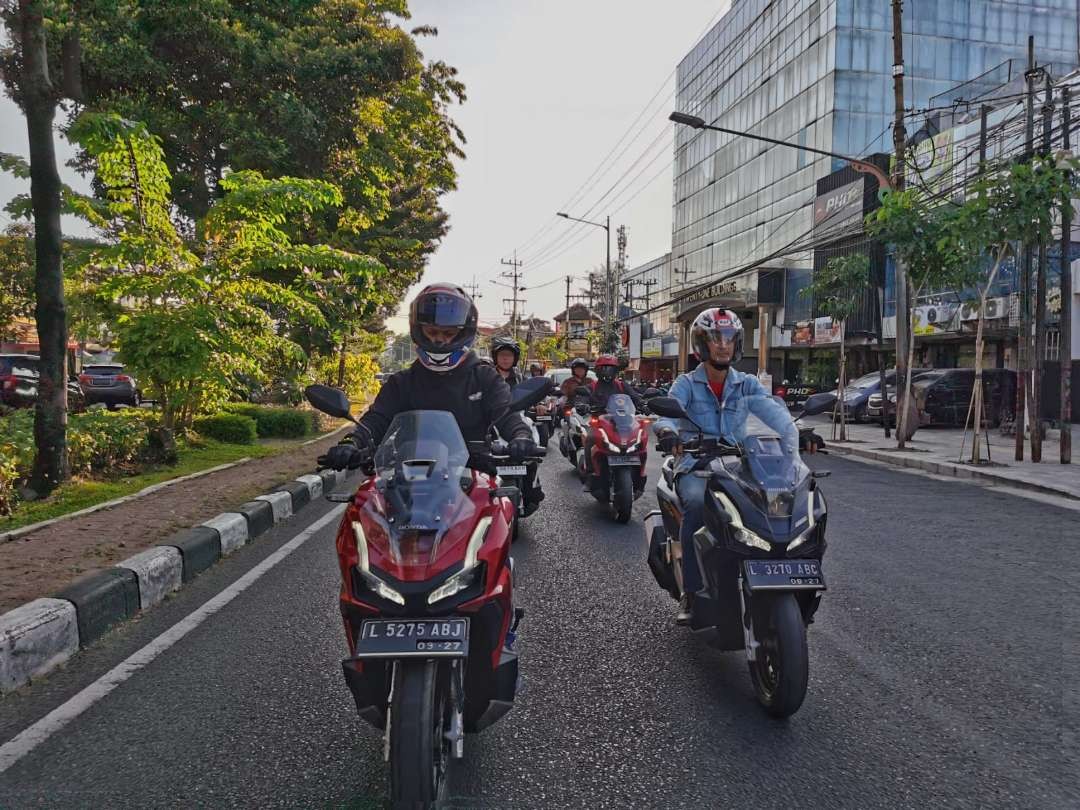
829;444;1080;501
0;466;352;694
0;599;79;693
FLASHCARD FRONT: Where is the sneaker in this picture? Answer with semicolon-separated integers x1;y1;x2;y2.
676;594;692;626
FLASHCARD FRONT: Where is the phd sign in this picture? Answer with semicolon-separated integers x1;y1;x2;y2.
813;179;863;233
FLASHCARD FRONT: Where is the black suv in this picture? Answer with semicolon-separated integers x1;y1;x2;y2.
78;364;141;408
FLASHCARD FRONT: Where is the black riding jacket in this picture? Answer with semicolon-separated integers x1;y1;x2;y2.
354;353;531;447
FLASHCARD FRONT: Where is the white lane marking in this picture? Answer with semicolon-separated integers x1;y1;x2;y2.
0;504;346;774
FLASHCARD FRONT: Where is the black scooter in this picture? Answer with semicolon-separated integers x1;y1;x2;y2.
643;395;830;717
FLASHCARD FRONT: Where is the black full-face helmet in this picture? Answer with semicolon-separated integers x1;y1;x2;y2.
410;283;478;372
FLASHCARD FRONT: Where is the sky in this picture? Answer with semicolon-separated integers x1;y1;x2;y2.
0;1;731;332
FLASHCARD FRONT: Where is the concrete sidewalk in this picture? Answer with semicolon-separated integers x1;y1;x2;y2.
806;416;1080;500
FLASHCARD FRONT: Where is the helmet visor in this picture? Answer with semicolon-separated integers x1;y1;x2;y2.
697;325;741;347
414;291;473;327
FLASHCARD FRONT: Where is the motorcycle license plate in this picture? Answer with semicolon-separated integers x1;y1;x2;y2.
743;559;825;591
607;455;639;467
535;415;552;421
355;618;469;658
497;465;527;477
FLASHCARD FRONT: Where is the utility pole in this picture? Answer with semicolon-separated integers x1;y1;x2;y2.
1033;72;1054;462
464;275;484;302
1061;85;1073;464
891;0;912;448
1017;37;1037;461
563;275;573;349
499;251;524;340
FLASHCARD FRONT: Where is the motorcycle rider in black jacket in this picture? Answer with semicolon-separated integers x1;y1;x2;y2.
489;336;544;514
320;284;535;470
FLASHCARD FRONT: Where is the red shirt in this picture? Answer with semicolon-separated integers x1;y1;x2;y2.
708;377;726;403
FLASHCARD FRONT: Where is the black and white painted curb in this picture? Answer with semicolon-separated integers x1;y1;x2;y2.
0;468;348;694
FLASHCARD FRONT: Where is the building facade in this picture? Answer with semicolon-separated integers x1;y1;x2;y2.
670;0;1080;371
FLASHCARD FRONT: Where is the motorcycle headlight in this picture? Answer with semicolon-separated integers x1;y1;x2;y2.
351;521;406;605
428;566;481;605
428;516;491;604
711;491;772;552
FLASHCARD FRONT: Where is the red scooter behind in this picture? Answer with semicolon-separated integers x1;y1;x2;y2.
579;392;651;523
305;378;550;808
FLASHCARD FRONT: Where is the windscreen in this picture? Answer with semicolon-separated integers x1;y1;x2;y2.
728;394;807;519
363;410;476;567
605;393;638;436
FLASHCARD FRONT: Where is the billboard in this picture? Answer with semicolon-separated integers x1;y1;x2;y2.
642;337;663;358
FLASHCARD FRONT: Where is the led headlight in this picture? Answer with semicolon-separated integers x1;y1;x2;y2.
786;490;819;553
351;520;405;605
711;490;772;552
429;516;492;604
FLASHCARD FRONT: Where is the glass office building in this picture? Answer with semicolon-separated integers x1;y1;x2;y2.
672;0;1080;307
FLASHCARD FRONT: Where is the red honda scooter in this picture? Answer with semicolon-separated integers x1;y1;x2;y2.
305;378;550;808
578;391;651;523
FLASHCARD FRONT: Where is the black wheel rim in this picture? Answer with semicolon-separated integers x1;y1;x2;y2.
755;633;781;701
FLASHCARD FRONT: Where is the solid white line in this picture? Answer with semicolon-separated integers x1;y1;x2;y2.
0;504;346;774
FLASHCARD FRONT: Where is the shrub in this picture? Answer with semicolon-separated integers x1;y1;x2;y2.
192;413;258;445
258;408;309;439
222;403;313;438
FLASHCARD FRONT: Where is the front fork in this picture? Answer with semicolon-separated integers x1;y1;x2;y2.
383;658;467;762
738;574;761;663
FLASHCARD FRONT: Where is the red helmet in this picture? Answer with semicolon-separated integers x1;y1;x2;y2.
691;308;743;369
594;353;619;383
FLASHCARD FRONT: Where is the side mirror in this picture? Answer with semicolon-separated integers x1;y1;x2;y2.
801;394;834;417
646;396;688;420
508;376;554;411
304;384;356;421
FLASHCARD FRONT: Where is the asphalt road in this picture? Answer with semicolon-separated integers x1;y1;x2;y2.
1;443;1077;808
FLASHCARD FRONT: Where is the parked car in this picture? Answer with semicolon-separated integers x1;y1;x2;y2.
79;364;141;409
869;368;1016;428
773;380;818;409
802;369;929;423
547;367;597;390
1;353;85;412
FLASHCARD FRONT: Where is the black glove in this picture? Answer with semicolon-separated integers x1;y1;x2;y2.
319;443;362;471
509;437;536;461
657;429;678;455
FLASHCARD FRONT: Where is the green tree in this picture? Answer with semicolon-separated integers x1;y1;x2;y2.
1;0;85;495
0;223;35;339
69;113;383;431
800;254;871;441
70;0;464;341
533;335;568;367
867;188;975;447
950;152;1077;462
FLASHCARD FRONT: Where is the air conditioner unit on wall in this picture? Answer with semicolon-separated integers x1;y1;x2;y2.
960;302;980;321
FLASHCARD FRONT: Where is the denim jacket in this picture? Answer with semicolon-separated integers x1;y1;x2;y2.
653;365;797;453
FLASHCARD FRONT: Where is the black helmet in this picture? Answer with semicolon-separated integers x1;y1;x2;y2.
570;357;588;373
491;336;521;366
409;283;478;372
690;308;744;370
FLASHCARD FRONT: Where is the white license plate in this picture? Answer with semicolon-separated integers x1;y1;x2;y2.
497;465;527;477
607;455;639;466
535;415;552;421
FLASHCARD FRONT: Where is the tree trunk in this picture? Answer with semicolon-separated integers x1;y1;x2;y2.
838;320;848;442
336;334;349;388
16;1;69;496
968;245;1007;464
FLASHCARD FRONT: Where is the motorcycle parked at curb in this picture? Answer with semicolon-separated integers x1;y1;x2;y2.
578;391;651;524
643;394;830;718
305;376;552;807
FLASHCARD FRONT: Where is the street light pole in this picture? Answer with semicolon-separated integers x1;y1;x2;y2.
557;211;614;351
668;112;893;192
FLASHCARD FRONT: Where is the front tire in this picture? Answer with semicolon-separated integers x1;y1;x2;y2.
389;661;448;807
537;422;550;448
748;594;808;718
611;466;633;523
